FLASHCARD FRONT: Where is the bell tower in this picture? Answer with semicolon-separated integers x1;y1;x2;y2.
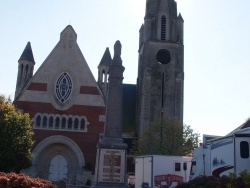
15;42;35;100
137;0;184;136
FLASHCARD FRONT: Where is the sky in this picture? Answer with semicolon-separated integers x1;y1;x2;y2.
1;0;250;140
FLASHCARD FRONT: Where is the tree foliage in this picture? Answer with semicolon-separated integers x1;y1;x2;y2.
133;117;200;156
0;95;34;173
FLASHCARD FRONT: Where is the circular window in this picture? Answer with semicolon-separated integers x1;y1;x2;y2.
55;72;72;103
156;49;171;64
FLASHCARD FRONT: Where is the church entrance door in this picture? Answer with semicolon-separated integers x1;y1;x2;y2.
48;154;68;181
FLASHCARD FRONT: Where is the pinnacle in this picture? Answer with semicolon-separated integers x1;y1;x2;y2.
99;47;112;66
19;42;35;62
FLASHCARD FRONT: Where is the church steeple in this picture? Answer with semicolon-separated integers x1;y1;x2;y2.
19;42;35;62
143;0;183;43
137;0;184;137
15;42;35;99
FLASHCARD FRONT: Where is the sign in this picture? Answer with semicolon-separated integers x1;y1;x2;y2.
98;149;125;183
154;174;183;187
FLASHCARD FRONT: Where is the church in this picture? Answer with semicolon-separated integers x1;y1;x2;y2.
13;0;184;185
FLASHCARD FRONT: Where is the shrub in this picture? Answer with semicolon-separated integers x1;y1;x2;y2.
176;170;250;188
176;175;220;188
0;172;55;188
240;169;250;186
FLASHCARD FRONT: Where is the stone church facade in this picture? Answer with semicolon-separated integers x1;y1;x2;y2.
13;0;184;185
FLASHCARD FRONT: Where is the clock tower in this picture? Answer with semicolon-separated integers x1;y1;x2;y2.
137;0;184;136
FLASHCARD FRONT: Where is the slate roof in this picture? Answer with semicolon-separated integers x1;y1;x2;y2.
19;42;35;62
99;47;112;67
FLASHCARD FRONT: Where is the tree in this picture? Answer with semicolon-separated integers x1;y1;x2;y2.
0;95;34;173
133;117;200;156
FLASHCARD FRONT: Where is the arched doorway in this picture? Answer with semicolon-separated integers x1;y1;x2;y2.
48;154;68;181
31;135;85;181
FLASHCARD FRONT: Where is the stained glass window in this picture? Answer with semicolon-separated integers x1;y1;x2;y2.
55;72;72;103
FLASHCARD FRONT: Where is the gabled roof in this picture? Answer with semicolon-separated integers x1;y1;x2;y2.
16;25;105;108
19;42;35;63
99;47;112;67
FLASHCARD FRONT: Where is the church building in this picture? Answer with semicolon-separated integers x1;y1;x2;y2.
13;0;184;185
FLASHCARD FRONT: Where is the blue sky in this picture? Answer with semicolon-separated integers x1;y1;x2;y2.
1;0;250;139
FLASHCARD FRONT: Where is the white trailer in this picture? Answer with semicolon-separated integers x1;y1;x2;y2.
190;127;250;179
135;155;192;188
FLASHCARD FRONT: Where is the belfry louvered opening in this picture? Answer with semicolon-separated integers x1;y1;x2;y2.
161;16;166;40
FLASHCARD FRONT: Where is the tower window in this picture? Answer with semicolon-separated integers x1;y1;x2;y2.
102;70;105;83
19;64;24;84
161;16;166;40
156;49;171;64
25;65;29;79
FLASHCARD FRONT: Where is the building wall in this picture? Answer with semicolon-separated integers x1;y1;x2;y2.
136;0;184;137
15;25;106;184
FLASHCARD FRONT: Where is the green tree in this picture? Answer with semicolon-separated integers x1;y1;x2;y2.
133;117;200;156
0;95;34;173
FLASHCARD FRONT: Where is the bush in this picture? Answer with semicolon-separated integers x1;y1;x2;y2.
0;172;55;188
176;170;250;188
176;175;220;188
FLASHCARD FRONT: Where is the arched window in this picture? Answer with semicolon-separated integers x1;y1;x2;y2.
42;116;47;128
34;114;87;132
30;67;33;78
49;116;54;128
25;65;29;79
36;115;41;127
102;69;106;83
74;119;79;130
55;117;60;129
62;117;66;129
161;16;166;40
80;119;85;130
19;64;24;84
68;118;72;129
